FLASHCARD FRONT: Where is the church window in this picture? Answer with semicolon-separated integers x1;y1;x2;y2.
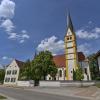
71;71;73;73
70;36;72;40
84;68;87;74
59;70;62;77
67;37;69;40
49;77;51;80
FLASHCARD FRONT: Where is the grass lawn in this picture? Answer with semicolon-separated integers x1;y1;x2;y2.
95;83;100;88
0;95;7;99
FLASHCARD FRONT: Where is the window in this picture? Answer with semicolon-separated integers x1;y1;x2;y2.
67;37;69;40
70;36;72;40
7;70;11;75
12;70;17;75
71;71;73;73
11;78;16;82
84;68;87;74
5;78;10;82
59;70;62;77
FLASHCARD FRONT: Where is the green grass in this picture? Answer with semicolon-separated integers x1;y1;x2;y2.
95;83;100;88
0;95;7;99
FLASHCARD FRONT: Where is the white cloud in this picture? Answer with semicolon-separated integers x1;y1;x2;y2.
19;39;25;43
0;0;30;43
8;32;30;43
37;36;93;55
37;36;64;55
76;27;100;39
8;32;18;39
0;0;15;19
21;30;27;34
2;56;12;60
78;43;91;55
0;19;14;32
21;34;30;39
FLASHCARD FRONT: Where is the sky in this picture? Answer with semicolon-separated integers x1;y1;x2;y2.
0;0;100;66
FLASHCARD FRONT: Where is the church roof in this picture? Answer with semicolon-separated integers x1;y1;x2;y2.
53;52;85;68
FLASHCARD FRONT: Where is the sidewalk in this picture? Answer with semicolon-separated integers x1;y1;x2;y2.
24;86;100;100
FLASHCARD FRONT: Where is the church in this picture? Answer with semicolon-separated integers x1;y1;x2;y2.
4;13;91;86
47;13;91;81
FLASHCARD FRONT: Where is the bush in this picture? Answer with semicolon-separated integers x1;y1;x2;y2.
95;83;100;88
95;77;100;80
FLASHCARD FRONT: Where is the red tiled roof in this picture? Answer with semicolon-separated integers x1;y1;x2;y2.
53;52;85;68
53;54;66;68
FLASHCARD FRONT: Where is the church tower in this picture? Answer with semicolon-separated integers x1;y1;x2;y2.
64;13;78;80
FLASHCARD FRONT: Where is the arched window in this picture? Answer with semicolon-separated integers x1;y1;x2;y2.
59;70;62;77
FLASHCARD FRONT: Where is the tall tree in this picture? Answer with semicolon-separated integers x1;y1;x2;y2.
0;69;5;83
73;64;84;81
88;54;99;80
19;60;32;80
32;51;57;80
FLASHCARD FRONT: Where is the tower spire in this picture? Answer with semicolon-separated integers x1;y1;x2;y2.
67;11;74;33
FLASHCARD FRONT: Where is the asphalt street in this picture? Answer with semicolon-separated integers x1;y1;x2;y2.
0;86;88;100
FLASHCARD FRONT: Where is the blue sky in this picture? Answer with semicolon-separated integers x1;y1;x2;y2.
0;0;100;66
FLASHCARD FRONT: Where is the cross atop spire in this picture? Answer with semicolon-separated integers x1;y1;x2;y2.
67;11;74;33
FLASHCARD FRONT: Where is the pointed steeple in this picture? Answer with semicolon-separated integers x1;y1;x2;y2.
67;12;74;33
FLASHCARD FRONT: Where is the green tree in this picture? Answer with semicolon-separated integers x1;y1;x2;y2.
32;51;57;80
73;67;84;81
0;69;5;83
88;54;99;80
19;60;32;80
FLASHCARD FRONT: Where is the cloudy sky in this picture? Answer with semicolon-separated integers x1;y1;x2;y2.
0;0;100;66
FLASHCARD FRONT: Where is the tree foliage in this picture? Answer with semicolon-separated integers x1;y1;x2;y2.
73;66;84;81
88;54;99;80
19;51;57;81
0;69;5;83
19;60;32;80
32;51;57;80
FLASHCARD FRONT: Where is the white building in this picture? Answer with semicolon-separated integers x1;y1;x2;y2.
4;59;24;85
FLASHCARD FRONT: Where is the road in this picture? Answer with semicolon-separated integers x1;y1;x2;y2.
0;86;88;100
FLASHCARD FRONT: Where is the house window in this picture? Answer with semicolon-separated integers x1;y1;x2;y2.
11;78;16;82
5;77;10;82
59;70;62;77
12;70;17;75
7;70;11;75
